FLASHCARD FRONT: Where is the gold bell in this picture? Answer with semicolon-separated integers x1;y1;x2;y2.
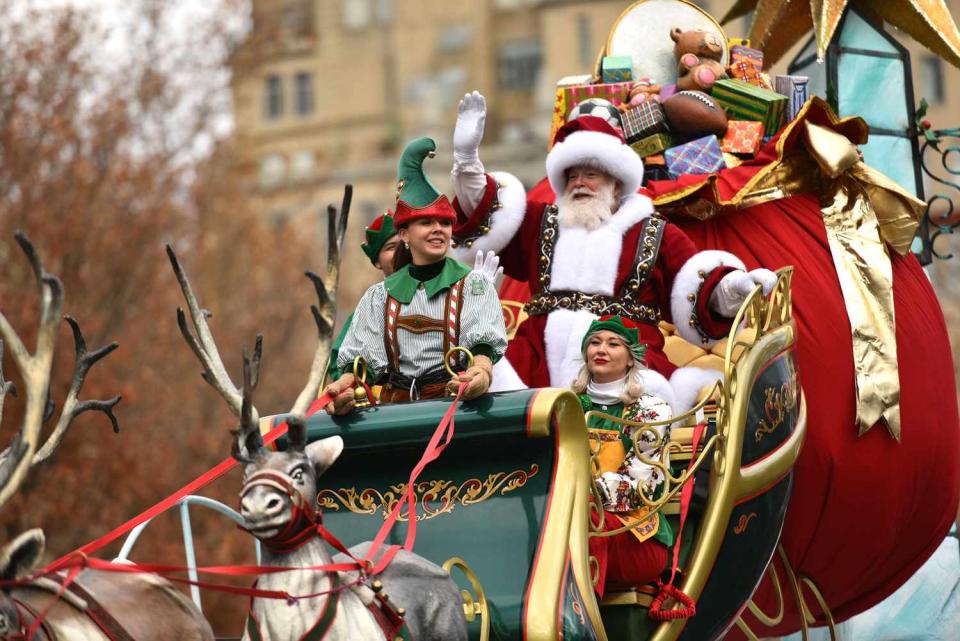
372;580;383;593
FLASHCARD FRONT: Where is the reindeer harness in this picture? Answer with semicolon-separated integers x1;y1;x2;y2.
239;470;412;641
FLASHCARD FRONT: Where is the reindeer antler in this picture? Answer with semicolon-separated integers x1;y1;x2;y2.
167;244;256;420
32;317;121;463
0;232;121;509
288;184;351;417
231;341;265;464
171;185;350;459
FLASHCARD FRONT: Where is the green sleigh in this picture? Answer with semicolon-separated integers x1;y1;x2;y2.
261;270;806;641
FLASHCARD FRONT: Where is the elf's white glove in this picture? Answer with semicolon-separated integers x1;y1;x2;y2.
453;91;486;166
472;250;503;285
709;268;778;317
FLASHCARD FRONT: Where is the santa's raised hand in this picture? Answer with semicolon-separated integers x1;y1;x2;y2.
453;91;487;166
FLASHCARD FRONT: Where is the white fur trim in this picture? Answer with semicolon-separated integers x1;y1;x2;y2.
450;171;526;262
545;130;645;196
490;357;527;392
669;367;723;415
551;193;653;295
635;369;677;413
670;250;746;346
544;309;597;387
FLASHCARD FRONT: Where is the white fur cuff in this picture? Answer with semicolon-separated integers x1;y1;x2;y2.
450;171;526;262
670;250;745;346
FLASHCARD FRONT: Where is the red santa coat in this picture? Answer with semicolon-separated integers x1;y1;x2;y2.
450;171;741;391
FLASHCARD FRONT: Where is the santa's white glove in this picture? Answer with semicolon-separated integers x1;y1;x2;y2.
453;91;486;166
472;250;503;285
709;268;778;317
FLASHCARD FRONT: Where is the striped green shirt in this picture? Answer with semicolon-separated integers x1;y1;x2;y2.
337;259;507;380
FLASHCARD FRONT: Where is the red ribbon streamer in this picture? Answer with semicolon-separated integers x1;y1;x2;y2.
40;382;467;598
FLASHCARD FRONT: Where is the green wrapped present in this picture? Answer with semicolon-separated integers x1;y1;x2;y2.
601;55;633;83
711;79;788;136
630;133;673;158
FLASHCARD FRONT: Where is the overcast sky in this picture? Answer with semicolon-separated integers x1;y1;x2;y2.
15;0;252;160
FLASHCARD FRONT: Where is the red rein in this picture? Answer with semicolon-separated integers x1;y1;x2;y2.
29;383;467;605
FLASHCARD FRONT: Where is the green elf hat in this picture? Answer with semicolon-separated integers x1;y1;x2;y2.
581;315;647;362
393;137;457;228
360;211;397;266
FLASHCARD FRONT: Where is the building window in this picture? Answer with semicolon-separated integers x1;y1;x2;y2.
259;154;286;187
920;55;945;104
498;40;542;91
295;72;313;116
281;0;314;37
264;75;283;120
577;15;592;66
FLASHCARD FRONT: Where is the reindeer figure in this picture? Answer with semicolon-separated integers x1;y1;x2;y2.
0;232;214;641
169;189;469;641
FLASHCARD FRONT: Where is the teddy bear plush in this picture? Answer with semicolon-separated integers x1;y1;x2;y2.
671;26;728;93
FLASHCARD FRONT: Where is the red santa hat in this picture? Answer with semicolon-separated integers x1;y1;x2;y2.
545;116;645;197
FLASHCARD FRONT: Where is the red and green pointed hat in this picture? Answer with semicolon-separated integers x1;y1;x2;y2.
361;211;397;266
393;137;457;228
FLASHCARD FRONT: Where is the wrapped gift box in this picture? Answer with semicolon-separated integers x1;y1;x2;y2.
549;82;633;146
774;74;809;121
620;101;669;143
721;120;764;154
602;55;633;83
729;60;765;87
664;135;724;177
730;44;763;70
712;79;787;136
645;153;666;167
557;74;595;87
630;133;674;158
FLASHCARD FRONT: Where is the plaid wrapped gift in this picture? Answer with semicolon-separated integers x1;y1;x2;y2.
729;60;765;87
664;135;724;177
630;133;673;158
730;44;763;70
774;74;809;121
721;120;764;154
712;79;787;136
620;101;669;143
549;81;633;146
602;55;633;83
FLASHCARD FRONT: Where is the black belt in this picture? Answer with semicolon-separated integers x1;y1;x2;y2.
386;365;456;400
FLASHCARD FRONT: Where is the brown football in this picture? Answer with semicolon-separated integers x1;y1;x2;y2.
663;90;728;139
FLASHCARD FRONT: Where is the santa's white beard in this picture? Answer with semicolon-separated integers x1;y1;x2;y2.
557;182;617;230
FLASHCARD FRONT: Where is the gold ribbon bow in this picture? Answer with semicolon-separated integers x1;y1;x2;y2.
803;121;925;441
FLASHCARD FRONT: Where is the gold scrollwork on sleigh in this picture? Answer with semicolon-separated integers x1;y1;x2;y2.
317;464;539;522
755;374;799;443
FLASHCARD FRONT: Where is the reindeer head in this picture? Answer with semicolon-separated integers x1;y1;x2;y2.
0;529;45;637
237;417;343;542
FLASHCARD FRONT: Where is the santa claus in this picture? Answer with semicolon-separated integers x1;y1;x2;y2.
448;91;776;406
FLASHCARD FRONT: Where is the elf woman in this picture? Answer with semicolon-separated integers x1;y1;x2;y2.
573;315;677;596
325;138;507;412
